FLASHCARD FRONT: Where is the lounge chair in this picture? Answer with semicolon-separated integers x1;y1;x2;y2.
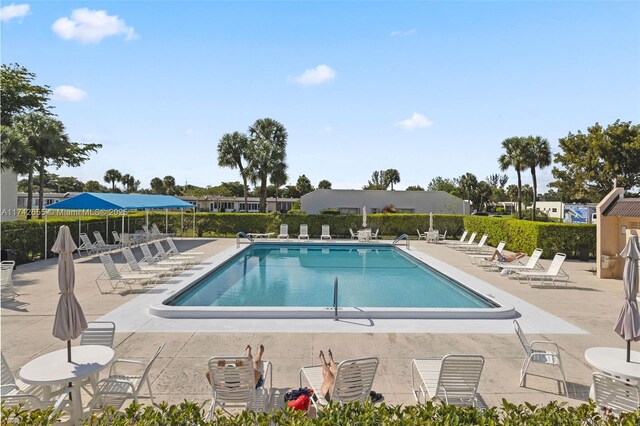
299;356;378;408
457;234;488;253
1;261;17;301
411;354;484;407
152;240;196;265
278;224;289;240
1;352;70;413
469;241;506;265
417;229;427;240
513;320;566;394
111;231;122;247
452;232;477;250
93;231;119;252
96;253;158;293
320;225;332;240
494;248;544;273
91;343;164;410
166;237;204;258
206;356;272;417
299;224;310;240
78;233;101;256
516;253;569;286
349;228;358;240
140;243;188;270
444;230;468;245
122;247;176;277
592;372;640;415
152;223;175;238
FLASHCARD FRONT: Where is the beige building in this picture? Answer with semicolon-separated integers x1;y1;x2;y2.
596;187;640;279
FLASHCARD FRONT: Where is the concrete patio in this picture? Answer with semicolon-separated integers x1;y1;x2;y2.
1;237;630;412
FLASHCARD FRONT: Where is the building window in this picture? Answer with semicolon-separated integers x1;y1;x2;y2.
339;208;360;214
397;208;415;214
239;203;259;211
552;208;557;213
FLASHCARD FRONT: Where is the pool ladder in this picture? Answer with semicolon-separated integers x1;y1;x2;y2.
333;276;339;320
236;232;254;248
393;234;410;250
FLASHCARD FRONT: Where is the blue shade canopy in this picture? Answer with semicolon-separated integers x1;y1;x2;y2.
45;193;193;211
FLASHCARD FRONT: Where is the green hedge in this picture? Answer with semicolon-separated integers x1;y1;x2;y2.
2;400;638;426
0;213;595;264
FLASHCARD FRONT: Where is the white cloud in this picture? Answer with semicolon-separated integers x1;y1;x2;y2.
52;8;137;43
396;112;432;131
390;29;416;37
53;85;87;102
0;3;30;22
290;65;336;87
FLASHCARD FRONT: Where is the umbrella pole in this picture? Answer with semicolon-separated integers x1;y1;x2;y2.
628;340;631;362
67;340;73;401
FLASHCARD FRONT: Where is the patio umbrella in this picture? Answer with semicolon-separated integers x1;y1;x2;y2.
362;206;367;228
51;225;88;362
613;234;640;362
429;212;434;232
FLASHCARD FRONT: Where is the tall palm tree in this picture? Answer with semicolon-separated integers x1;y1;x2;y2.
270;162;288;213
247;118;288;213
217;132;250;212
384;169;401;190
498;137;529;219
104;169;122;192
0;125;32;175
525;136;552;220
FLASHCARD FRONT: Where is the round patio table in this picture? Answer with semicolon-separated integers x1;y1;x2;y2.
19;345;115;425
584;347;640;399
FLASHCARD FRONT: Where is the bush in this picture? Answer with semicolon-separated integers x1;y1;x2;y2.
3;399;638;425
318;208;340;215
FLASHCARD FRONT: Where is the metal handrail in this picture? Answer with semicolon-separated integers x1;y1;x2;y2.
333;277;339;320
393;234;410;249
236;232;254;248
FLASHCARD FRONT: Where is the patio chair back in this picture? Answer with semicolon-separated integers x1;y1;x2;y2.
349;228;357;239
111;231;121;245
166;237;179;253
140;343;165;390
93;231;107;246
122;247;141;272
99;253;121;280
593;372;640;415
435;354;484;406
546;253;567;275
475;234;488;248
80;321;116;347
458;230;468;243
140;243;155;262
300;224;309;237
80;233;94;248
279;224;288;236
494;241;506;253
1;352;17;390
208;356;257;405
332;357;379;403
153;241;169;259
524;249;543;269
371;228;379;239
513;320;532;357
465;232;477;245
322;225;330;236
1;261;15;300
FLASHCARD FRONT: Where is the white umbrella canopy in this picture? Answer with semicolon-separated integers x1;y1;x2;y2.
362;206;367;228
614;235;640;362
51;225;87;362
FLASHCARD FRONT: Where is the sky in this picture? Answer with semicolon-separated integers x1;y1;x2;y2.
2;1;639;192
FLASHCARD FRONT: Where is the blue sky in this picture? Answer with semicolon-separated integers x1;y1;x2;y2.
2;1;639;192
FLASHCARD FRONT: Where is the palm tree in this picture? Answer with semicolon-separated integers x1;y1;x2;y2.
0;125;32;175
498;137;529;219
384;169;401;190
150;177;165;194
270;162;288;213
120;174;139;193
525;136;552;220
217;132;250;212
247;118;288;213
104;169;122;192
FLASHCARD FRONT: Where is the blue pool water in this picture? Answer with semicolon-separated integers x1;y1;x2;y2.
169;244;496;309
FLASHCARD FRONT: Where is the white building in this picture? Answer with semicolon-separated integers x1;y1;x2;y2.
301;189;470;214
536;201;564;219
1;170;18;221
178;195;298;213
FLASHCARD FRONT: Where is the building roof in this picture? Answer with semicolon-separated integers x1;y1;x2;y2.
45;193;193;211
602;198;640;217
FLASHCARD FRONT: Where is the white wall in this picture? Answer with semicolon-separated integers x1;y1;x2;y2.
1;169;18;221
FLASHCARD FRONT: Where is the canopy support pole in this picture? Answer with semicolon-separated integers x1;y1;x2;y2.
78;217;81;247
44;211;48;260
121;211;125;239
165;208;168;235
106;213;109;243
192;208;196;237
146;209;149;229
181;209;184;238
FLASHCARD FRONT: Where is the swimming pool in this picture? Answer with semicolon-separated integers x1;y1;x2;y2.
151;242;515;319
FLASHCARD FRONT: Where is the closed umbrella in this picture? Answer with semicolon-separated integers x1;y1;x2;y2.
51;225;88;362
429;212;434;232
362;206;367;228
613;235;640;362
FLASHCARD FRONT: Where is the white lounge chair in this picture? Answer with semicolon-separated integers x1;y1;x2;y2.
592;372;640;416
457;234;489;253
166;237;204;258
411;354;484;407
206;356;272;417
1;352;70;413
320;225;332;240
298;224;310;240
122;247;176;277
152;223;175;238
278;224;289;240
1;261;17;301
469;241;506;265
96;253;158;293
494;248;544;273
299;356;378;408
444;230;468;245
349;228;358;240
513;320;566;395
91;343;164;411
153;240;196;265
516;253;569;286
78;233;101;256
140;243;188;270
93;231;119;252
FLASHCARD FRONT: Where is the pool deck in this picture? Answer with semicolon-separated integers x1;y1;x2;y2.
1;237;630;411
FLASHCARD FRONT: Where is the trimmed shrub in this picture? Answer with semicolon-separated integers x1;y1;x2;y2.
318;208;340;215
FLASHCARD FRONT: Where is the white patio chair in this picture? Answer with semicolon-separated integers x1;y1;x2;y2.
494;248;544;273
152;240;196;265
436;230;447;243
96;253;158;293
370;228;380;240
152;223;175;238
349;228;358;240
111;231;122;247
411;354;484;407
453;232;479;251
139;243;188;270
513;320;567;395
592;372;640;416
142;225;156;241
1;352;70;414
90;343;164;410
79;321;116;395
278;224;289;240
78;233;100;256
93;231;119;252
298;224;310;240
122;247;176;277
165;237;204;257
1;261;17;301
444;230;468;246
469;241;506;266
516;253;569;286
206;356;272;418
299;356;378;408
320;225;332;240
417;229;427;240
